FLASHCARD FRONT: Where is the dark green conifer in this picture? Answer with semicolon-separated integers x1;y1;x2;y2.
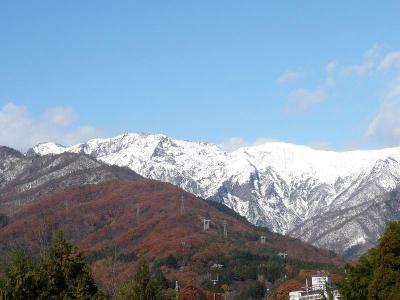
36;230;102;299
0;251;38;299
132;255;160;300
368;221;400;300
340;221;400;300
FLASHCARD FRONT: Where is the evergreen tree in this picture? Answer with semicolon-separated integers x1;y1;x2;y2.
0;251;39;299
195;290;207;300
368;221;400;300
339;221;400;300
339;249;376;300
115;280;135;300
36;230;103;299
132;255;160;300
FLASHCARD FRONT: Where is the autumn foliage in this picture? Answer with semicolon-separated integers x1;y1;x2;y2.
0;178;343;289
275;279;303;300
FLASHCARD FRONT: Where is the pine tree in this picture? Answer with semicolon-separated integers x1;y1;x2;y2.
367;221;400;300
0;230;106;299
339;221;400;300
115;279;135;300
132;255;160;300
36;230;105;299
0;251;39;299
339;249;376;300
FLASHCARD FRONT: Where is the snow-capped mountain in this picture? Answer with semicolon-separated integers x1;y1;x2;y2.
0;145;140;207
31;133;400;258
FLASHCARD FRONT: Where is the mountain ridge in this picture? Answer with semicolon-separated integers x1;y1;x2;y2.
0;147;141;210
30;133;400;258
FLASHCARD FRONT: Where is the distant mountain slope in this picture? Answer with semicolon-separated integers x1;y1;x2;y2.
289;185;400;259
31;133;400;257
0;146;141;210
0;179;343;287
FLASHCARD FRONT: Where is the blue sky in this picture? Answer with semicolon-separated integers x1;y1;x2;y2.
1;1;400;151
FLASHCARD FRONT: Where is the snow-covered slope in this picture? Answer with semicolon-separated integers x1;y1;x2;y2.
0;145;140;208
31;133;400;258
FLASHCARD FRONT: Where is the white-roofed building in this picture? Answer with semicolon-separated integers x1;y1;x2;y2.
289;273;340;300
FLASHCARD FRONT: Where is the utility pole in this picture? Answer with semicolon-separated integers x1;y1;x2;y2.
211;275;219;300
65;199;70;220
223;220;228;238
175;280;179;300
306;278;309;296
180;195;185;215
136;203;140;218
9;201;15;218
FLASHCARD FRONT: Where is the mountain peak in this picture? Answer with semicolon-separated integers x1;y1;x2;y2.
30;132;400;258
0;146;24;159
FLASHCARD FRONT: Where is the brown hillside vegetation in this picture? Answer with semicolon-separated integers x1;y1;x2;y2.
0;178;343;287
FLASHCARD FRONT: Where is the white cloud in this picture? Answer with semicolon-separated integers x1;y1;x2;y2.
379;51;400;70
64;125;103;145
343;44;381;76
0;102;104;151
45;107;76;126
277;70;302;85
325;61;338;73
287;87;326;112
323;62;337;87
219;137;276;152
284;61;335;112
366;78;400;145
278;44;400;146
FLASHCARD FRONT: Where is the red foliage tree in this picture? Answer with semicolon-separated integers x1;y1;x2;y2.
276;279;303;300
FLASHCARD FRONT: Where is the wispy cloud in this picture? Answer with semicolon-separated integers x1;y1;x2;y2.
282;44;400;116
334;45;400;145
284;61;336;112
325;61;338;73
277;70;302;85
287;88;326;112
379;51;400;70
45;107;76;127
0;102;105;151
366;78;400;145
342;44;381;76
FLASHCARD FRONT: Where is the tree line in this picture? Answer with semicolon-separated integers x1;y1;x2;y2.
0;230;162;300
